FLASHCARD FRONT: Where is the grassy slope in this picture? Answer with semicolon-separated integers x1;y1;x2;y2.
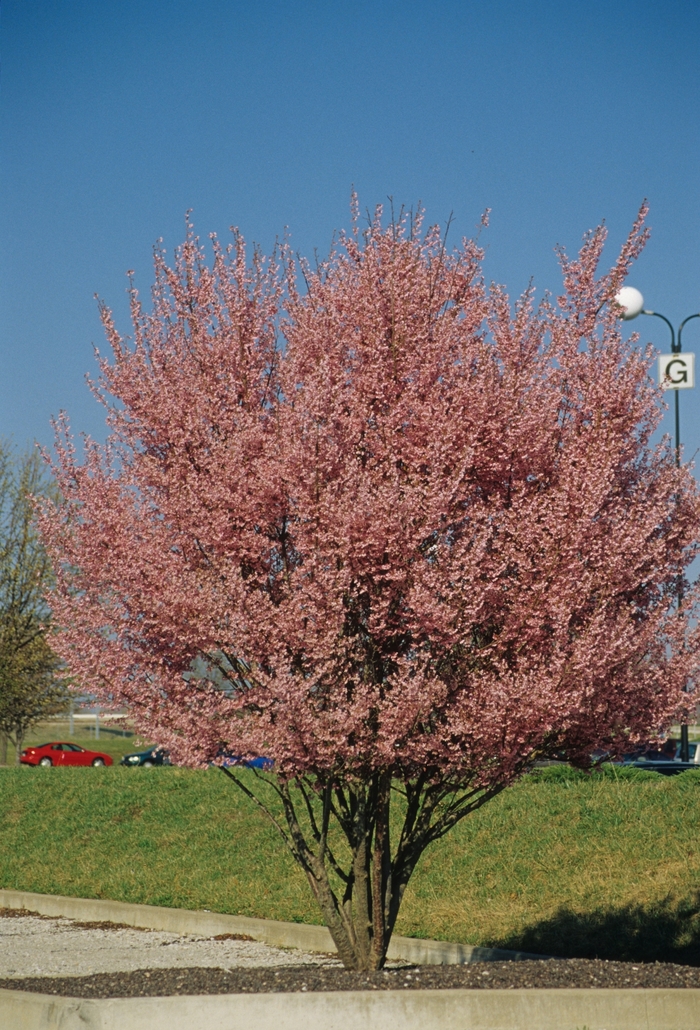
1;764;700;964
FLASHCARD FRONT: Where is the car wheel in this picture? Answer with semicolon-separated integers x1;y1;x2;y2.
142;761;154;768
92;758;106;767
38;757;52;767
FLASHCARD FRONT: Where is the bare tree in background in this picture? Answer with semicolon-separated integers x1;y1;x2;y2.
0;444;67;764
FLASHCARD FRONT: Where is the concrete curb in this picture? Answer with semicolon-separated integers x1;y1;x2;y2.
0;888;544;964
3;986;700;1030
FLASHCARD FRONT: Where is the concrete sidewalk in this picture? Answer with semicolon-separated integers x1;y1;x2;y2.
0;910;340;979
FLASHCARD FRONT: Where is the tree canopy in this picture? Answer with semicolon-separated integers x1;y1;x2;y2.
40;203;700;968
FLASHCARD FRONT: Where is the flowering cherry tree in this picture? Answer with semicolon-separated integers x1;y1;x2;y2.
40;203;700;970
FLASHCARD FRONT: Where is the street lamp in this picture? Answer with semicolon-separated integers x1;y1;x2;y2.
615;287;700;762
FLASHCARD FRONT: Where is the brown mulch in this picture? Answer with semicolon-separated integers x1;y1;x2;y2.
0;907;54;920
0;908;139;931
2;959;700;997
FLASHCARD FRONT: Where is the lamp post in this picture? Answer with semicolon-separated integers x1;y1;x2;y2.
615;286;699;762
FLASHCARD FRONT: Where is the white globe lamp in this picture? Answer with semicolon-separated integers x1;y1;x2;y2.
614;286;645;321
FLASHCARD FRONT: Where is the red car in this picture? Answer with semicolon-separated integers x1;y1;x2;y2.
21;742;113;767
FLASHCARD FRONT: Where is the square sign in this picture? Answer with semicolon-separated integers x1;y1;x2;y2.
659;352;695;390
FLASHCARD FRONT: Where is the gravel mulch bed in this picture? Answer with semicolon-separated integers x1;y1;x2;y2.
2;959;700;997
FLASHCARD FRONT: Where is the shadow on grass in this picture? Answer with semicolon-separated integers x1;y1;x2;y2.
493;894;700;966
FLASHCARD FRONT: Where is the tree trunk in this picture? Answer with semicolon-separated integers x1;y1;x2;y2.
294;774;400;971
290;774;502;970
304;834;393;971
14;732;23;766
0;732;7;766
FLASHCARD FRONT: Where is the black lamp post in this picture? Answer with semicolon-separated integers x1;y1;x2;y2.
616;286;699;762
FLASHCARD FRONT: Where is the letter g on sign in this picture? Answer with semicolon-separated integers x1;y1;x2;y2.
659;353;695;390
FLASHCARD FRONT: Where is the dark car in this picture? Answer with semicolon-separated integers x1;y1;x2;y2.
120;747;171;768
622;739;700;775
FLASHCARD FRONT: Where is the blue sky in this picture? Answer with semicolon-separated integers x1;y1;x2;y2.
2;0;699;462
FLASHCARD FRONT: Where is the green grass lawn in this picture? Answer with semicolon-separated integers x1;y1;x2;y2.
1;763;700;964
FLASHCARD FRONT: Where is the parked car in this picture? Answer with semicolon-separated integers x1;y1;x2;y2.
120;747;171;768
21;742;113;767
622;739;700;775
215;748;273;771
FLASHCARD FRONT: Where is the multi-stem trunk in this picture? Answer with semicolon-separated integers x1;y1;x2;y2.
295;773;403;971
222;766;502;972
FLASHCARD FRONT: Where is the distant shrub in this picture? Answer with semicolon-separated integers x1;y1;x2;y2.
528;762;668;783
527;764;590;783
596;762;663;781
